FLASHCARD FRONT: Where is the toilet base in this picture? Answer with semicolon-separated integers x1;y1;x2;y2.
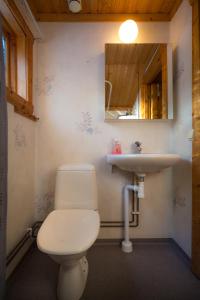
57;256;88;300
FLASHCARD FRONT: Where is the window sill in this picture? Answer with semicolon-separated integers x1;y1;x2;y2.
6;88;39;122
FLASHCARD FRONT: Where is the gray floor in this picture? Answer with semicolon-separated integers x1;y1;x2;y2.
6;241;200;300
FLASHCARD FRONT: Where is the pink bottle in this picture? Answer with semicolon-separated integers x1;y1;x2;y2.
112;139;122;154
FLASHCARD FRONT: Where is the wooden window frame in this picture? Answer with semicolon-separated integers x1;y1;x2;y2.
2;17;17;96
1;0;38;121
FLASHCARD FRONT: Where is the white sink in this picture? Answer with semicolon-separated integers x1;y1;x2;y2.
107;153;181;175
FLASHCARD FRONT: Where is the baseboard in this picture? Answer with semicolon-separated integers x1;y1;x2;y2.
5;222;42;279
170;239;191;265
95;238;191;264
6;239;33;279
95;238;172;246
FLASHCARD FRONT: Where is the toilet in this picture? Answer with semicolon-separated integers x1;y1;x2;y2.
37;164;100;300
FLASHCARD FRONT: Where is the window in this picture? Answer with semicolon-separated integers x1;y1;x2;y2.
2;18;17;95
2;35;7;82
1;0;38;121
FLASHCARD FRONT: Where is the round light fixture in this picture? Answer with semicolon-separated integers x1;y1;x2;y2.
119;19;139;43
68;0;82;13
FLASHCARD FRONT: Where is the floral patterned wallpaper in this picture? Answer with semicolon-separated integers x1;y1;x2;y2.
13;123;27;148
77;112;101;135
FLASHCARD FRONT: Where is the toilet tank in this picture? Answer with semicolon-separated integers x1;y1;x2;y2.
54;164;98;210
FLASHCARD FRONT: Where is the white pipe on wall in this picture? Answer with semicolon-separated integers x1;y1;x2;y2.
105;80;113;111
122;178;145;253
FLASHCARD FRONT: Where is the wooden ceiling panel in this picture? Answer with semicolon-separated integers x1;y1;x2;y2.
27;0;183;22
105;64;139;109
29;0;69;13
105;44;158;65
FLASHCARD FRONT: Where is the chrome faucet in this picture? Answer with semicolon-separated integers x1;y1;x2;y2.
133;141;142;154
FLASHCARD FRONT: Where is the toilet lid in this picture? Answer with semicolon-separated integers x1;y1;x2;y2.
37;209;100;255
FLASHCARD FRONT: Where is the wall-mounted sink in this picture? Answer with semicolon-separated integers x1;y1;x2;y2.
107;153;181;175
107;153;181;253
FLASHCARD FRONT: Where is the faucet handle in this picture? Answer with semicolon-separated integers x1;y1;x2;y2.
134;141;142;153
135;141;142;147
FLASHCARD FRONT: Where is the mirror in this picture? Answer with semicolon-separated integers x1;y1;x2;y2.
105;43;173;120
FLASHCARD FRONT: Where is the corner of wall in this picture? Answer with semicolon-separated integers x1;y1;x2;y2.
169;0;192;257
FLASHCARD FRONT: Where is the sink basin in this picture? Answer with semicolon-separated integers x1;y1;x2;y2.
107;153;181;174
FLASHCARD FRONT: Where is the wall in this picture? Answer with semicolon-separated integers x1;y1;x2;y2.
6;44;37;255
170;0;192;256
35;21;175;239
7;105;35;253
6;0;193;258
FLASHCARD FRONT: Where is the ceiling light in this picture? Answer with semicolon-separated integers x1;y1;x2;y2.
67;0;82;13
119;20;138;43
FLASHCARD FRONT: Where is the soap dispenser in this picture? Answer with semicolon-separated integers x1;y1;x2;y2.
112;139;122;154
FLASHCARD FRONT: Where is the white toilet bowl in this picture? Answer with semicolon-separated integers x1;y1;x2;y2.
37;209;100;300
37;164;100;300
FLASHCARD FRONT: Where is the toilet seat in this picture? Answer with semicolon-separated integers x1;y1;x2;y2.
37;209;100;256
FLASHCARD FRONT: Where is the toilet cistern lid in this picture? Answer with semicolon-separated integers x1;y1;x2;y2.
37;209;100;255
